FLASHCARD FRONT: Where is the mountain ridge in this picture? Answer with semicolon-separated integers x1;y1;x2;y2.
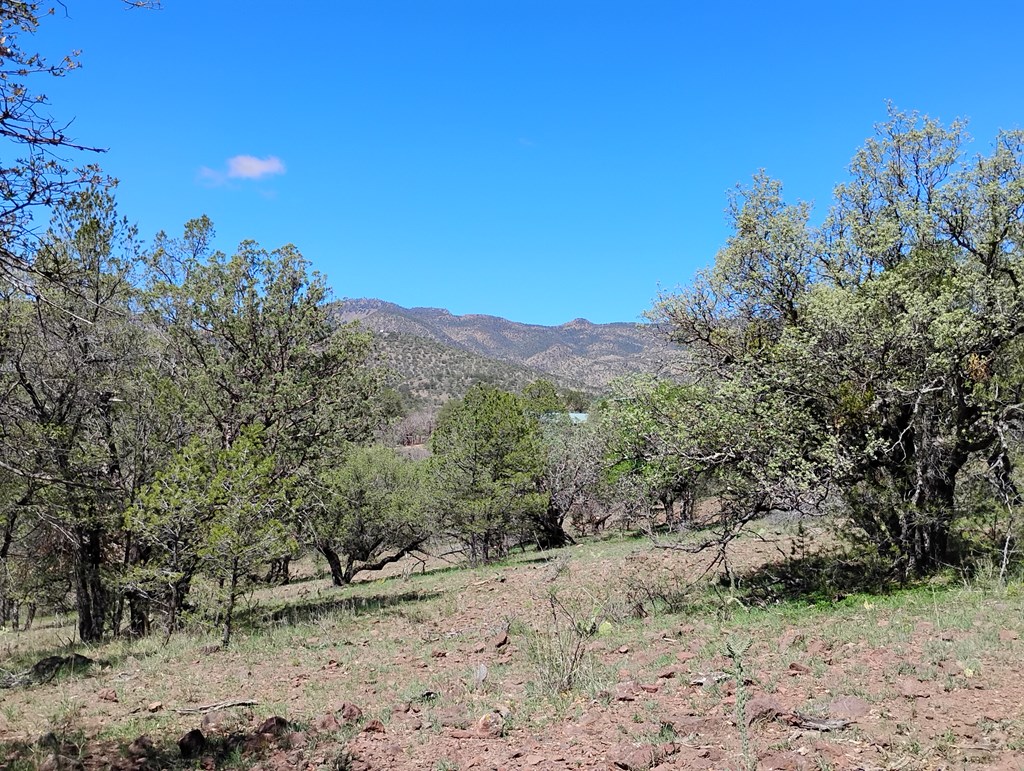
331;297;678;395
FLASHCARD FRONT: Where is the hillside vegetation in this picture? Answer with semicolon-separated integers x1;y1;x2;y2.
335;299;679;391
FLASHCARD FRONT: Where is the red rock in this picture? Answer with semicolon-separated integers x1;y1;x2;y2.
146;701;163;713
491;631;509;649
656;667;678;679
745;695;786;726
256;716;290;736
97;688;118;703
611;744;658;770
787;662;811;674
127;735;154;758
313;712;341;732
362;719;386;734
339;702;364;723
614;681;642;701
998;629;1019;642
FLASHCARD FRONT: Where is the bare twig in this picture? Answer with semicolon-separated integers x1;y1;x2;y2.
173;699;258;715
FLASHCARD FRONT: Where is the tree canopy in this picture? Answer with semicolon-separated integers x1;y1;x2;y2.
646;108;1024;576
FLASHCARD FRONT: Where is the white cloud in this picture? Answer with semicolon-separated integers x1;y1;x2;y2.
226;155;286;179
197;155;286;186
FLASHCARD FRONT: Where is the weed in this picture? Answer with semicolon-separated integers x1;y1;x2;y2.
725;638;755;771
525;589;604;696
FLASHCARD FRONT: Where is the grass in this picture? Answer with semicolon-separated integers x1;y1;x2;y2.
2;527;1024;769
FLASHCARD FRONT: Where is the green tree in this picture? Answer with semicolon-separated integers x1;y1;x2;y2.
124;439;215;639
306;445;430;585
144;218;390;460
651;108;1024;576
200;428;293;648
429;384;547;562
0;187;153;641
537;412;607;544
127;428;293;647
522;380;564;416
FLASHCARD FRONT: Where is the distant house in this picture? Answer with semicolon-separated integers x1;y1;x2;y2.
540;411;588;424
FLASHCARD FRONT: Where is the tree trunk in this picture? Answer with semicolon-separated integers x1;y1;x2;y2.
899;469;958;578
74;525;107;642
127;591;149;639
221;558;239;648
534;504;570;550
320;546;348;586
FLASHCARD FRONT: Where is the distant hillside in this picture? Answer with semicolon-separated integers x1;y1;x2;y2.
333;298;677;391
370;330;587;412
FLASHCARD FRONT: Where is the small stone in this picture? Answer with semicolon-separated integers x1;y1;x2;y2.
656;667;678;679
256;715;290;736
39;755;82;771
998;629;1019;642
339;702;364;723
788;662;811;674
362;718;386;734
178;729;206;760
745;695;786;726
287;731;308;749
146;701;163;713
491;631;509;649
618;645;630;654
313;712;342;732
614;681;642;701
127;735;155;758
97;688;118;703
611;744;658;770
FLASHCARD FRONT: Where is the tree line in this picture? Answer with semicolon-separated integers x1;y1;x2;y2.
3;5;1023;647
0;189;616;645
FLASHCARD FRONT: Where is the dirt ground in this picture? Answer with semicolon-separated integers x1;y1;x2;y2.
2;526;1023;770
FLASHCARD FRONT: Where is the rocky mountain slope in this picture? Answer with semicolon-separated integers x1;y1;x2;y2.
333;298;678;393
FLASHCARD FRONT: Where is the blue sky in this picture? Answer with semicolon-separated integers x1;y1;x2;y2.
33;1;1024;325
